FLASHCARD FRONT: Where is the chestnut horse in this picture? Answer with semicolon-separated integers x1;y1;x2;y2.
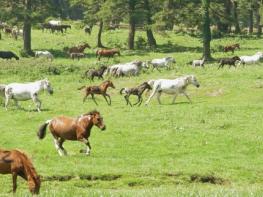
67;43;91;54
224;43;240;54
37;110;106;156
0;149;40;194
96;48;120;61
78;80;115;105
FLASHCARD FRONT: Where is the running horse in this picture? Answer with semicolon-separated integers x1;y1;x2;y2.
224;43;240;54
78;80;115;105
37;110;106;156
96;48;120;61
67;43;91;54
0;149;40;194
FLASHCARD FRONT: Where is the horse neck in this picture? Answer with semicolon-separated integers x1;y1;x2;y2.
79;116;94;134
102;83;110;91
34;81;44;92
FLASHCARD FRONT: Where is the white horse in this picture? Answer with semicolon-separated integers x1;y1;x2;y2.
4;79;53;112
148;57;176;71
192;58;205;67
145;75;200;105
48;20;61;26
239;52;263;65
35;51;54;61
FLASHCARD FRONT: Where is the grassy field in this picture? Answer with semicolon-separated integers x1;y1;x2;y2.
1;25;263;196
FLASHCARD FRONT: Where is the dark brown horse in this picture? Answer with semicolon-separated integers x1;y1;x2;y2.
218;56;241;69
84;65;107;81
120;82;152;106
0;149;40;194
96;48;120;61
37;110;105;156
224;43;240;54
67;43;91;54
78;80;115;105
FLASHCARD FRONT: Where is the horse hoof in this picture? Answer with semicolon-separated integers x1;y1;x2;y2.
79;149;86;153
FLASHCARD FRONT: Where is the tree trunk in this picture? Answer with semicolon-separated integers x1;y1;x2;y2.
97;20;105;48
248;5;254;34
232;0;241;34
128;0;136;50
144;0;157;48
220;0;231;33
23;0;33;55
202;0;212;60
255;1;262;37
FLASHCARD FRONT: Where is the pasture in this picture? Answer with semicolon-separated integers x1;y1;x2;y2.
1;25;263;196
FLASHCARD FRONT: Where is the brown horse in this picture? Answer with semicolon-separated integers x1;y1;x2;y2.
78;80;115;105
67;43;91;54
96;48;120;61
224;43;240;54
0;149;40;194
37;110;106;156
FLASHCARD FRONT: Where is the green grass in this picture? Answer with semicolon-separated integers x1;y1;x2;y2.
1;26;263;196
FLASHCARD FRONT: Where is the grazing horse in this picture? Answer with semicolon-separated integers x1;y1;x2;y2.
96;48;120;61
35;51;54;61
78;80;115;105
218;56;241;69
120;82;152;106
145;75;200;105
84;65;107;81
0;51;19;60
67;43;91;54
224;43;240;54
4;79;53;112
37;110;106;156
0;149;40;194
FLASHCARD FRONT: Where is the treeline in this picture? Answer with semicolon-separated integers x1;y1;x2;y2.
0;0;263;59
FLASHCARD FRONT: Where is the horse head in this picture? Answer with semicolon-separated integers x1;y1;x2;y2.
85;110;106;131
185;75;200;88
29;175;41;194
104;80;115;89
42;79;53;95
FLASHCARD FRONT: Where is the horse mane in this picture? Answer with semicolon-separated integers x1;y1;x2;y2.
83;110;99;116
14;150;40;184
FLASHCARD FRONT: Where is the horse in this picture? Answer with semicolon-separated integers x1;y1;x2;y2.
145;75;200;105
0;51;19;60
113;61;147;77
84;25;92;35
4;79;53;112
78;80;115;105
41;23;52;32
218;56;241;69
120;82;152;106
70;52;85;60
37;110;106;156
224;43;240;54
96;48;120;61
35;51;54;61
48;20;61;26
67;43;91;54
60;24;71;32
0;149;40;194
147;57;176;71
238;52;263;65
84;65;107;81
192;58;205;68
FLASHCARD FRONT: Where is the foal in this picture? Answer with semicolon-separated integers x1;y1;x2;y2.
78;80;115;105
0;149;40;194
120;82;152;106
224;43;240;54
84;65;107;81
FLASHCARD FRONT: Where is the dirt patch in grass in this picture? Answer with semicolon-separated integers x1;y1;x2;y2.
42;174;121;182
190;174;229;185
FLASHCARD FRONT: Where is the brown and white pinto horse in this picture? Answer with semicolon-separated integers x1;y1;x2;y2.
224;43;240;54
0;149;40;194
96;48;120;61
67;43;91;54
78;80;115;105
37;110;106;156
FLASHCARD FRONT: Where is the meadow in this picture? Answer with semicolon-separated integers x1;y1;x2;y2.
0;25;263;196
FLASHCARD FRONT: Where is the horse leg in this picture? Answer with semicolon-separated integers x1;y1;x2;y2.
133;95;141;106
4;95;10;111
183;92;192;103
156;92;162;104
32;94;42;112
124;95;131;106
58;138;67;155
138;96;143;106
145;88;157;106
78;138;91;155
172;94;178;104
103;94;111;105
91;94;98;105
14;99;21;109
12;172;17;193
53;137;65;156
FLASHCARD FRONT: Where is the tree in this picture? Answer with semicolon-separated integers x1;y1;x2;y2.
202;0;212;60
232;0;241;33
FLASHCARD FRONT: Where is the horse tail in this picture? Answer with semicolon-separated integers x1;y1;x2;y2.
120;88;125;95
78;86;86;90
37;120;51;139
